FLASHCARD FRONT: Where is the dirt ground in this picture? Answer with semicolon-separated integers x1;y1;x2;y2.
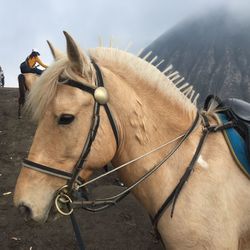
0;88;164;250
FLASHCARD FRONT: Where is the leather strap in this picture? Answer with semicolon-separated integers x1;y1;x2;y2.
64;79;95;95
152;101;236;230
69;208;85;250
152;111;202;227
23;159;73;180
92;61;119;147
61;62;119;147
67;101;100;190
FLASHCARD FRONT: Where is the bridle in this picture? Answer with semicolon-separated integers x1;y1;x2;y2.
23;62;119;219
21;60;211;215
22;62;121;250
21;62;235;249
23;61;119;205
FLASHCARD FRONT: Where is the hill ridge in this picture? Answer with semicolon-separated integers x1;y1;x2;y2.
143;8;250;103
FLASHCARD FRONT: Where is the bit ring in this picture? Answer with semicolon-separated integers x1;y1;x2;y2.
55;193;73;216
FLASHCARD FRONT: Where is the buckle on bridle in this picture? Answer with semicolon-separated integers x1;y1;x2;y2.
55;185;73;216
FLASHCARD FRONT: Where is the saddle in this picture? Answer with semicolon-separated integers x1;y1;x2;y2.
205;96;250;178
219;98;250;158
221;98;250;122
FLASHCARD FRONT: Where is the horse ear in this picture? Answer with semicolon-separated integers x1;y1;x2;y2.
63;31;90;75
47;40;64;61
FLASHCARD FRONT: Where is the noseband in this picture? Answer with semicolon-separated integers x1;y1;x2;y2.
23;61;119;194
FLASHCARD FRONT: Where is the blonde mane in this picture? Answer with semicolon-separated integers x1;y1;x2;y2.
26;46;198;120
89;47;197;112
26;56;95;121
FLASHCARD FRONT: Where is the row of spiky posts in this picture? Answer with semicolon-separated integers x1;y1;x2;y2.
98;37;199;105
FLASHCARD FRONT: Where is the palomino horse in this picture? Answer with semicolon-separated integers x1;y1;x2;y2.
14;32;250;249
18;73;39;118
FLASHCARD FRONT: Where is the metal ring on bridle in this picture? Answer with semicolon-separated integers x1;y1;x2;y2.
55;193;73;216
94;87;109;104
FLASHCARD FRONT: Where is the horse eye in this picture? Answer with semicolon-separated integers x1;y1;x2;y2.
58;114;75;125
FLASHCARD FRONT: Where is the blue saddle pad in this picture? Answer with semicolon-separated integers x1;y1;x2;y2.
217;113;250;178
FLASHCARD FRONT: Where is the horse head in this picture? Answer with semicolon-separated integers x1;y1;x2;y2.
14;32;118;222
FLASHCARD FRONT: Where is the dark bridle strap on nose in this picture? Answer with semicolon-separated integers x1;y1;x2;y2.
22;158;85;185
23;158;73;180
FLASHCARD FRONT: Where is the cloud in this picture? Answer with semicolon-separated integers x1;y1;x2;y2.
0;0;249;87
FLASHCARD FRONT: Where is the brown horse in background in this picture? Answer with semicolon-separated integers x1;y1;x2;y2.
18;73;38;119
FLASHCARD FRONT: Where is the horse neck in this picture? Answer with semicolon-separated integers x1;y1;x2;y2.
104;66;198;215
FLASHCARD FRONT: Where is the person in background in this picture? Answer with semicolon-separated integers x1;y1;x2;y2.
20;49;48;75
0;66;5;87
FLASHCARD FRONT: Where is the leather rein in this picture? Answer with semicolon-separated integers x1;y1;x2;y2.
21;62;235;249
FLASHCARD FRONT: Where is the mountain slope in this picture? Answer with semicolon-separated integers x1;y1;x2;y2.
144;8;250;103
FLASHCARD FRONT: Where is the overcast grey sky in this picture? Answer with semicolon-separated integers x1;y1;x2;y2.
0;0;249;87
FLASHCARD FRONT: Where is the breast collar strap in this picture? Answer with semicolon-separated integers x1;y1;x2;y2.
22;61;119;191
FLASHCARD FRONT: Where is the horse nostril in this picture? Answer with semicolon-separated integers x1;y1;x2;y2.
18;205;31;221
